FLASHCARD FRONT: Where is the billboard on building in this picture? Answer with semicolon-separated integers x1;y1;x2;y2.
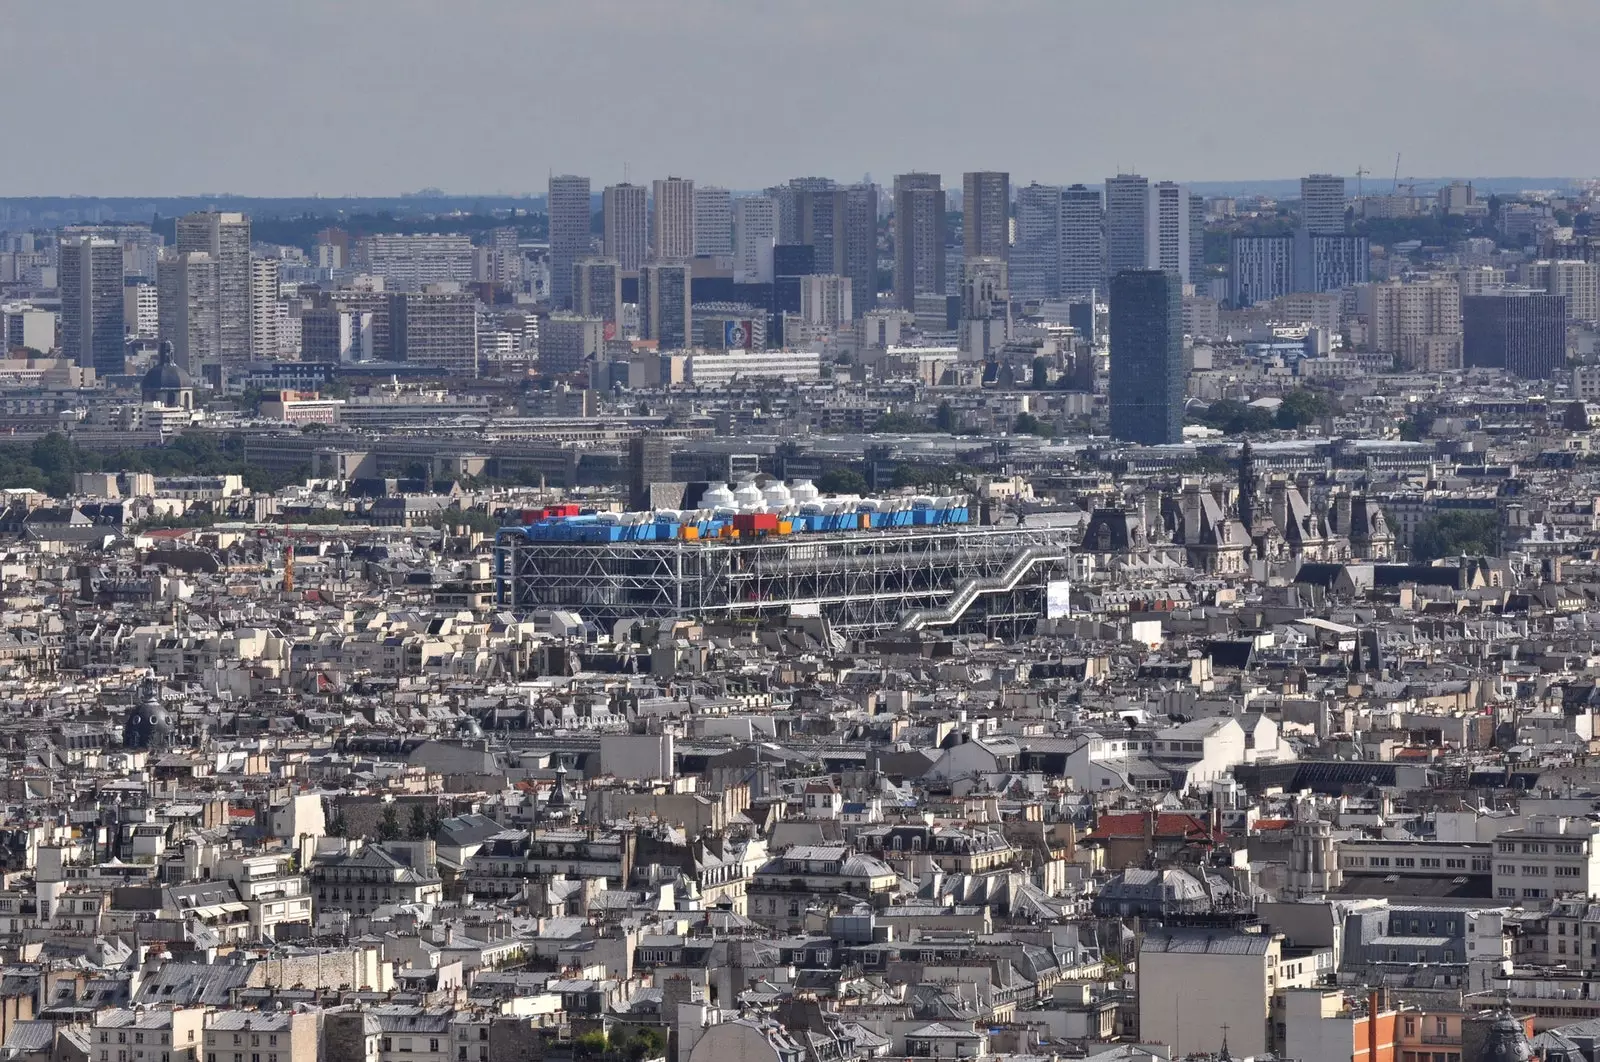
1045;579;1071;619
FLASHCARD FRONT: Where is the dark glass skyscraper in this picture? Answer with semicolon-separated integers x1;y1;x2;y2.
1109;270;1184;445
1463;291;1567;378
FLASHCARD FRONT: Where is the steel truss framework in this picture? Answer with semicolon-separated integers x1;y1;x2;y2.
496;523;1074;636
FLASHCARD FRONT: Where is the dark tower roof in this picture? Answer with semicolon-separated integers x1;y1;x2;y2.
142;341;192;396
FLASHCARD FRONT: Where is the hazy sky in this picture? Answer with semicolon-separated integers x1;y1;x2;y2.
8;0;1598;197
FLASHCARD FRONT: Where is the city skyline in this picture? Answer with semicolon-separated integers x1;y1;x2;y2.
8;1;1600;197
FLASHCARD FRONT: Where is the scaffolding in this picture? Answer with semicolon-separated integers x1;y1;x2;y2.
496;521;1074;636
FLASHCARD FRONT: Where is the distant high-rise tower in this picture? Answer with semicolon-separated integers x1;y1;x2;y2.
843;183;879;315
694;186;733;256
892;172;945;310
1301;174;1347;235
1109;269;1183;445
1145;182;1192;283
249;256;280;360
58;236;125;374
640;261;691;349
1013;183;1063;300
158;252;220;372
962;171;1011;264
1463;290;1567;379
734;196;777;284
174;211;250;364
1061;184;1105;302
651;177;696;260
1189;192;1206;288
572;257;623;335
1103;174;1149;284
547;174;591;309
603;183;648;273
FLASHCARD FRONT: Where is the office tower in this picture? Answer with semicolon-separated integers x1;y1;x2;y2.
1463;290;1567;378
301;307;374;362
962;171;1010;263
1013;183;1063;300
694;186;733;256
892;172;945;309
249;257;280;360
734;196;777;284
124;279;159;339
157;252;220;372
1361;278;1462;370
58;236;125;373
1061;184;1105;302
1293;232;1370;293
477;226;522;287
843;183;879;316
1104;174;1149;282
390;291;479;377
773;244;817;316
1522;259;1600;323
1301;174;1347;235
353;234;474;290
651;177;695;260
796;181;844;275
539;315;605;375
796;275;853;329
1230;235;1294;307
174;211;250;364
1109;270;1183;445
1145;182;1192;283
547;174;591;309
640;261;692;349
602;183;648;272
573;257;623;334
1189;192;1206;287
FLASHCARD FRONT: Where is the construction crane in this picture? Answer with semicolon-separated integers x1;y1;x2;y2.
1355;165;1371;199
1392;153;1402;192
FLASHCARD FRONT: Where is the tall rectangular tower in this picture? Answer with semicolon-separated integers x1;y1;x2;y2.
1103;174;1149;284
651;177;696;260
603;183;648;272
547;174;592;309
175;211;250;364
1061;184;1105;302
694;186;733;256
734;196;777;284
1145;182;1192;283
158;252;220;372
892;172;945;310
1109;269;1183;445
962;171;1010;263
59;236;125;374
1013;183;1062;301
1300;174;1348;235
640;261;691;349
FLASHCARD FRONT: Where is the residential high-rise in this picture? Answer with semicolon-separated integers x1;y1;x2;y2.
959;256;1011;359
1230;235;1295;307
602;183;648;273
640;261;692;349
1360;277;1462;370
1104;174;1150;283
175;211;250;364
796;274;854;330
58;236;125;374
572;257;623;335
734;196;777;284
353;234;474;290
301;307;374;362
539;315;605;375
765;184;802;245
796;181;845;276
1522;259;1600;323
1013;183;1062;300
1300;174;1348;235
962;171;1010;264
651;177;696;260
1061;184;1105;302
842;183;879;316
157;252;220;372
249;256;280;360
892;172;945;310
124;279;159;339
1463;289;1567;378
1145;182;1192;283
547;174;591;310
1189;192;1206;288
1109;270;1183;446
390;291;479;377
693;186;733;256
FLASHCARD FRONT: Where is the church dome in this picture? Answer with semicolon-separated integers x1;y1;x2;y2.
142;341;192;398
